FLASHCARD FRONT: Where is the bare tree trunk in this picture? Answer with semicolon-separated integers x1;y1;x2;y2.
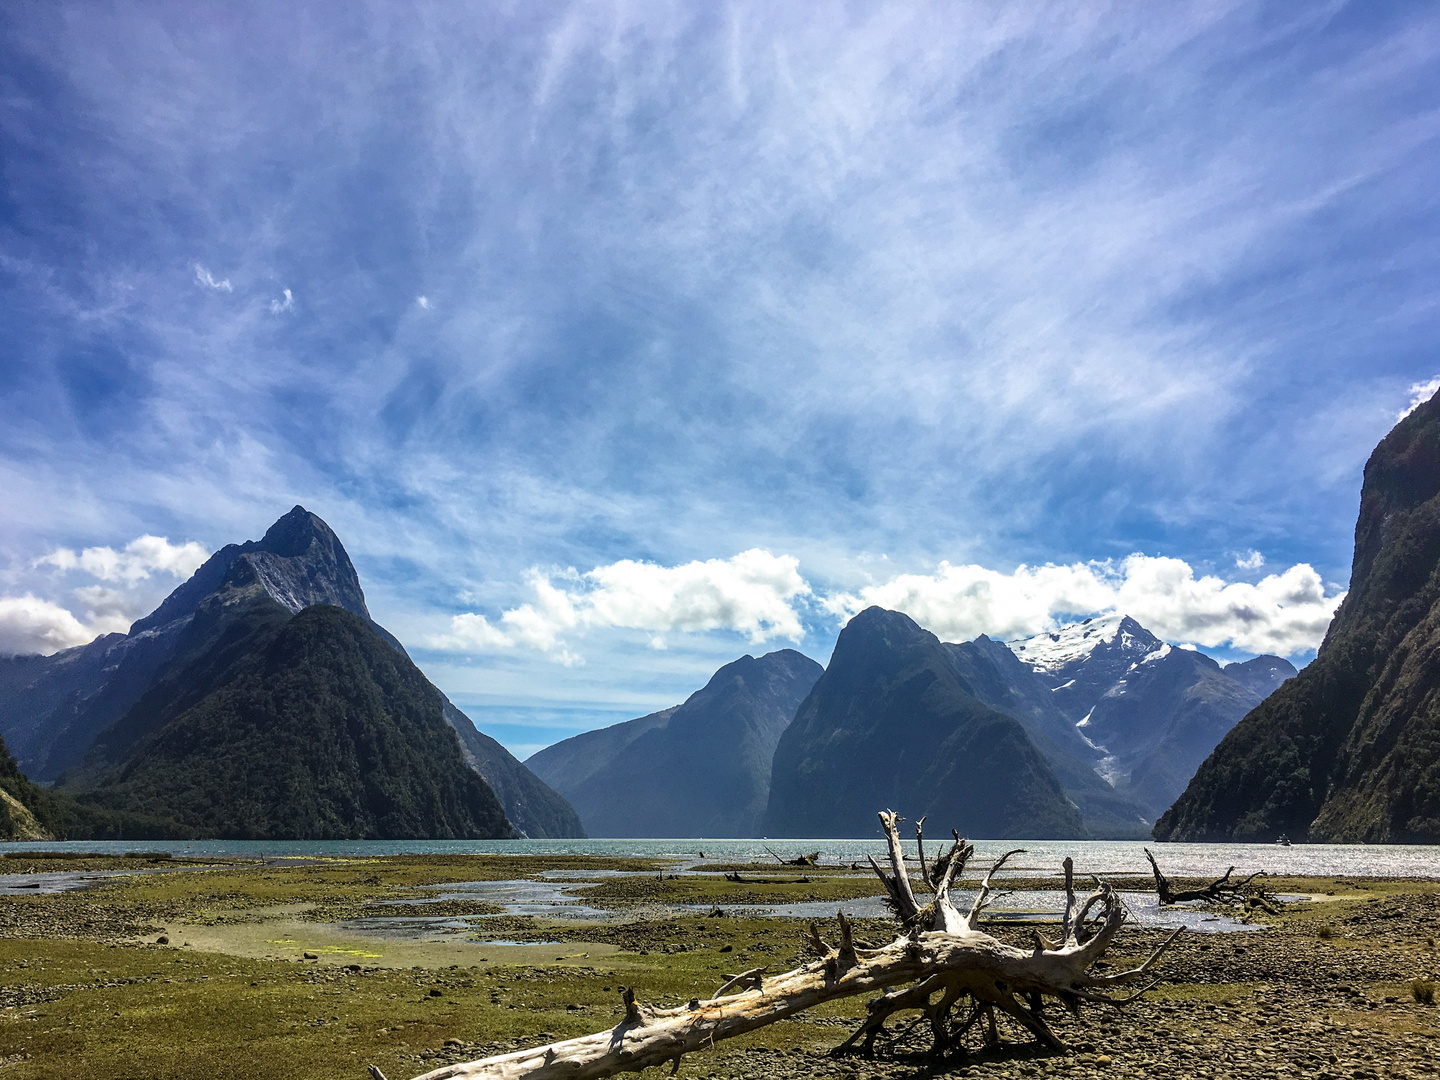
377;813;1183;1080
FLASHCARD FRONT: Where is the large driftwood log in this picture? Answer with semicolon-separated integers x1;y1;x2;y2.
379;814;1182;1080
1144;848;1279;912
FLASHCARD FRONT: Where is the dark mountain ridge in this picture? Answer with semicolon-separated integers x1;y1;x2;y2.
526;707;678;797
0;506;377;781
763;608;1085;840
1156;390;1440;842
942;635;1153;836
63;594;512;840
1223;655;1299;698
0;506;581;839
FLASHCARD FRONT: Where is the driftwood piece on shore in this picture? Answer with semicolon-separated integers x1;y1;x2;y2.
1145;848;1279;912
765;846;821;867
378;814;1183;1080
722;872;812;885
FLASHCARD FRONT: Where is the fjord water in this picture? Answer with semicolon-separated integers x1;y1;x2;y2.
6;836;1440;878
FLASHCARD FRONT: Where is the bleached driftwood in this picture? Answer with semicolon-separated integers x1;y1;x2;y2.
378;812;1182;1080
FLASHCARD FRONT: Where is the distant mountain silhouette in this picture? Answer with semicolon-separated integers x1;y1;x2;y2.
527;707;678;796
1222;655;1299;698
529;650;821;837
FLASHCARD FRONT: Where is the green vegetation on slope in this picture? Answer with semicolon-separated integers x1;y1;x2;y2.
765;608;1085;839
1156;389;1440;842
0;733;52;840
63;603;513;840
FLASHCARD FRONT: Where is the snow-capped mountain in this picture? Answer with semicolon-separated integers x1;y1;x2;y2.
962;613;1300;821
1008;614;1170;722
1008;613;1159;674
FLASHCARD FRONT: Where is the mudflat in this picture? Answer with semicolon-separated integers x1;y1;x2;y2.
1;852;1438;1079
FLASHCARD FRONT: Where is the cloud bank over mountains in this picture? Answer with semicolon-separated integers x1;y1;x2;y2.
426;549;1343;665
430;550;810;664
8;535;1337;664
825;555;1342;657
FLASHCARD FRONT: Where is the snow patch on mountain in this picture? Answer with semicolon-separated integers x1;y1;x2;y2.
1008;613;1163;673
1134;642;1172;668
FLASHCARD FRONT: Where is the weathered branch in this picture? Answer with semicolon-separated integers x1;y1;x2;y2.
384;816;1181;1080
967;848;1024;929
765;846;821;867
1145;849;1277;909
913;817;929;895
878;809;921;923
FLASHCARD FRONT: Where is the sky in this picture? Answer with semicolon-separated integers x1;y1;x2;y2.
3;2;1439;758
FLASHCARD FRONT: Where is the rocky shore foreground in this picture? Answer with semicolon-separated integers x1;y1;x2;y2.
0;853;1436;1080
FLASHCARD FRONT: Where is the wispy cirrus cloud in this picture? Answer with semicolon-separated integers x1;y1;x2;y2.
192;264;232;292
3;3;1439;749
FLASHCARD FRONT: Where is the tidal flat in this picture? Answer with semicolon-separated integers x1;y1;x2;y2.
2;853;1440;1080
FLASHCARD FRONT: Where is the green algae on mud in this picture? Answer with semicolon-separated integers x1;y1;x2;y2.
5;855;1440;1080
571;870;888;909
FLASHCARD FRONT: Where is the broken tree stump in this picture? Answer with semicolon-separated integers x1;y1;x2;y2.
378;812;1184;1080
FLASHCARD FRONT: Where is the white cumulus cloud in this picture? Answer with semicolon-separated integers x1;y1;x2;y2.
36;535;209;584
823;562;1116;646
1235;549;1265;570
430;549;811;663
1;534;213;656
270;287;294;313
1398;377;1440;421
193;263;232;292
826;554;1344;657
0;594;99;655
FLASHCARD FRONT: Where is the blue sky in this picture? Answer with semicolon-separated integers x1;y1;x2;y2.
2;2;1438;757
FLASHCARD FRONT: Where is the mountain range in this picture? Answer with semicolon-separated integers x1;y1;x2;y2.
527;650;822;837
989;614;1295;822
1157;388;1440;843
535;605;1292;839
1;501;1319;843
764;607;1087;839
0;507;582;840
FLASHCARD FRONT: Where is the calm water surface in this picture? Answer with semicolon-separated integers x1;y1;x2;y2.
5;836;1439;879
